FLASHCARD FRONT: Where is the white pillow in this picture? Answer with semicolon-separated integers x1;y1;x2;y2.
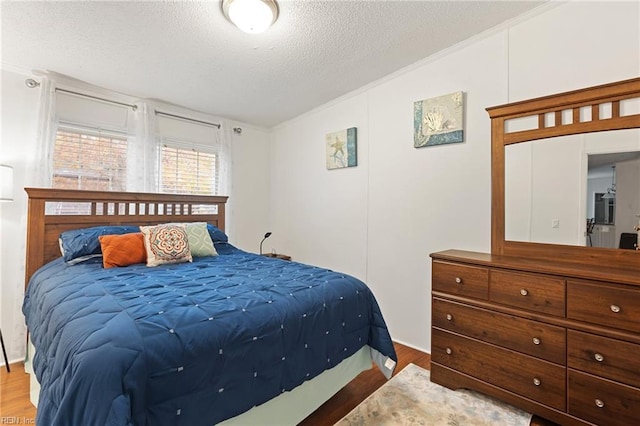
140;224;193;267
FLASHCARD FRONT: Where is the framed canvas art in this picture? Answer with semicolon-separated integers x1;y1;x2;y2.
326;127;357;169
414;91;464;148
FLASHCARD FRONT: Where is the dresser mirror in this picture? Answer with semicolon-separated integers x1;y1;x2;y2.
488;77;640;270
505;129;640;249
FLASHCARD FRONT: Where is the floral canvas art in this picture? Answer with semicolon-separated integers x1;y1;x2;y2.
414;91;464;148
326;127;357;169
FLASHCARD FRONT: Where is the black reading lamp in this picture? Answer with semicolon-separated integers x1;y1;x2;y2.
260;232;272;255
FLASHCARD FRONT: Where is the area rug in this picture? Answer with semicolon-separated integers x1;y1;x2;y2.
335;364;532;425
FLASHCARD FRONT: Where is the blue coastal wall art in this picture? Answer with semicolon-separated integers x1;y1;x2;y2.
326;127;357;169
414;91;464;148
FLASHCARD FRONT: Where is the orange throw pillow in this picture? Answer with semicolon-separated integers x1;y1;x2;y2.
99;232;147;268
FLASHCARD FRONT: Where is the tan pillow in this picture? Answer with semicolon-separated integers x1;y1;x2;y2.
140;224;192;267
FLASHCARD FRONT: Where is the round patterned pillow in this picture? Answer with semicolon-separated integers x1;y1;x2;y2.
140;224;193;267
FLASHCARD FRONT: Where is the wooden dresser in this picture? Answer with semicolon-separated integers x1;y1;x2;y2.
433;78;640;426
430;249;640;426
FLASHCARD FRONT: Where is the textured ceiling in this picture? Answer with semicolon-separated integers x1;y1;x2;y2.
1;1;545;128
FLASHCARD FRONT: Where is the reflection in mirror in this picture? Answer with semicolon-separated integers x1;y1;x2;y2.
505;129;640;250
593;192;615;225
588;151;640;249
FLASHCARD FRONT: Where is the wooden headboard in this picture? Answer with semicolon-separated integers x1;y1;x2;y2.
24;188;228;288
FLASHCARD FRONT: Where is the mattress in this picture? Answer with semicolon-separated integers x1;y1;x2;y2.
23;243;396;425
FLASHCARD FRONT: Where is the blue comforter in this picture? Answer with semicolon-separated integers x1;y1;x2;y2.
23;243;396;425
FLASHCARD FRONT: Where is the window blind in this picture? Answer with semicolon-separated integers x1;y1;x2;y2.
159;141;218;195
53;123;128;192
56;91;131;133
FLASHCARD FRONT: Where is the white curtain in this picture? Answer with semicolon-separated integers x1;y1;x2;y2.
127;101;158;192
4;75;56;365
219;120;233;234
32;77;57;187
218;120;232;199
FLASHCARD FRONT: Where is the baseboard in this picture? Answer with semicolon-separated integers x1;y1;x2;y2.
393;339;430;355
0;359;24;369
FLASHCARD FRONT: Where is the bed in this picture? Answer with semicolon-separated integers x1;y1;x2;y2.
21;188;397;425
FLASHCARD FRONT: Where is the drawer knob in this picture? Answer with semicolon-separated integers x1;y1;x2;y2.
595;399;605;408
610;304;621;313
594;353;604;362
533;377;541;386
520;289;529;296
532;337;541;345
446;314;453;321
455;277;462;284
445;347;452;355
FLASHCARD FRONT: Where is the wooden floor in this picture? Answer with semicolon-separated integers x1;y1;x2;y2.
0;363;37;422
1;342;556;425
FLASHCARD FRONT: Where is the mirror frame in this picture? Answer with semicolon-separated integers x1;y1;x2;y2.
487;77;640;270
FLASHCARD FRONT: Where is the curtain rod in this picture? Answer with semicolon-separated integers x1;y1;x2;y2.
55;88;137;110
155;110;221;129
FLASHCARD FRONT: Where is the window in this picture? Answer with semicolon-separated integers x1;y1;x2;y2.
51;90;132;195
160;143;218;195
46;88;228;202
53;125;128;191
156;112;223;198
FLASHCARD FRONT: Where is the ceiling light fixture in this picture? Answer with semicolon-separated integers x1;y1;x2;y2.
222;0;278;34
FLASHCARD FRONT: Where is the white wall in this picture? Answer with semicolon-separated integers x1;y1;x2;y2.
229;123;271;252
505;142;533;242
269;92;370;276
506;135;584;245
365;33;503;350
269;1;640;353
0;68;271;365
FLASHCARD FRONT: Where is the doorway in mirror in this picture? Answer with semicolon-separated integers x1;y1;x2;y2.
587;151;640;249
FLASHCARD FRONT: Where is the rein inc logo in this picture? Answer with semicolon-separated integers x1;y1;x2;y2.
0;418;34;424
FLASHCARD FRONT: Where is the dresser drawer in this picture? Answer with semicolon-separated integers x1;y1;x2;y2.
432;261;488;300
489;270;565;317
568;330;640;388
431;328;565;410
433;297;566;364
567;280;640;334
568;369;640;426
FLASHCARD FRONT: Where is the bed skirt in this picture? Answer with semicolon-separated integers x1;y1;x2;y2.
26;337;373;425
